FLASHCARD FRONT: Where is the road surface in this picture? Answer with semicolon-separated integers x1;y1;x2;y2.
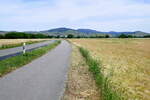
0;40;55;60
0;40;72;100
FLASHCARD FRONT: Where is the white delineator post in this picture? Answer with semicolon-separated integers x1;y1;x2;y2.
23;42;26;54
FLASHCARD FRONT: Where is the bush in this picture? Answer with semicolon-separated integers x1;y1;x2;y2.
5;32;26;39
143;35;150;38
105;35;110;38
118;34;135;38
0;34;4;39
118;34;128;38
67;34;74;38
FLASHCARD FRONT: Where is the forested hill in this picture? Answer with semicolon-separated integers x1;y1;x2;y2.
0;27;149;37
40;28;149;37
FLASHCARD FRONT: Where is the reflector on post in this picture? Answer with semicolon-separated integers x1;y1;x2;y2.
23;43;26;54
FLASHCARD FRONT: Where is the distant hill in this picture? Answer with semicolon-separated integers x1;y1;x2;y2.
126;31;148;37
0;31;7;34
0;28;149;37
46;28;75;32
40;28;149;37
105;31;149;37
40;28;79;36
77;29;102;34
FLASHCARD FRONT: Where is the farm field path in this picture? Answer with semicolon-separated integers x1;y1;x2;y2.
0;40;72;100
0;40;55;58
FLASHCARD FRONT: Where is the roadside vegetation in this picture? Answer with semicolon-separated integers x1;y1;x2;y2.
69;39;150;100
0;40;61;77
79;47;122;100
62;46;101;100
0;39;49;50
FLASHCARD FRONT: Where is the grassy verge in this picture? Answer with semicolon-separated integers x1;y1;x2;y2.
0;40;61;77
79;47;123;100
62;46;101;100
0;40;46;50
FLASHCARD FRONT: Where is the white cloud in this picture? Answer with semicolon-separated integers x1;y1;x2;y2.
0;0;150;32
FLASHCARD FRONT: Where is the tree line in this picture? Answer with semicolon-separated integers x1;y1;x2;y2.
0;32;110;39
118;34;150;38
0;32;149;39
0;32;50;39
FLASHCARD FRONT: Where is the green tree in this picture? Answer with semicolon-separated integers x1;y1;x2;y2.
67;34;74;38
143;35;150;38
105;34;110;38
0;34;4;39
118;34;128;38
5;32;26;39
4;32;49;39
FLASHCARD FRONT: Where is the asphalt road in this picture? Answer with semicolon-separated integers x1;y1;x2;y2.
0;40;55;57
0;40;72;100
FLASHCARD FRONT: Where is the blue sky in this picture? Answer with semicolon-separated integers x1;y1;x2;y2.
0;0;150;32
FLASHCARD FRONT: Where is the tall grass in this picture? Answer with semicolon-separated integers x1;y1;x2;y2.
0;40;61;77
79;47;123;100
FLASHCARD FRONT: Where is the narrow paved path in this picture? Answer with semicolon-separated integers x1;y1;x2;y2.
0;40;55;57
0;40;72;100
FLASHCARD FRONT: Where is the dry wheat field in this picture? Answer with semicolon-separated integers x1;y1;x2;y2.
0;39;50;46
69;38;150;100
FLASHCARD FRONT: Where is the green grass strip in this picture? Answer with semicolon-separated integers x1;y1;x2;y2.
79;47;123;100
0;40;61;77
0;40;46;50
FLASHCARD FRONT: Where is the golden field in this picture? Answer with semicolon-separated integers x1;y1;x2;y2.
69;38;150;100
0;39;50;46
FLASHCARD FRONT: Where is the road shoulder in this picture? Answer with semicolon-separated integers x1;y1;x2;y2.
62;45;101;100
